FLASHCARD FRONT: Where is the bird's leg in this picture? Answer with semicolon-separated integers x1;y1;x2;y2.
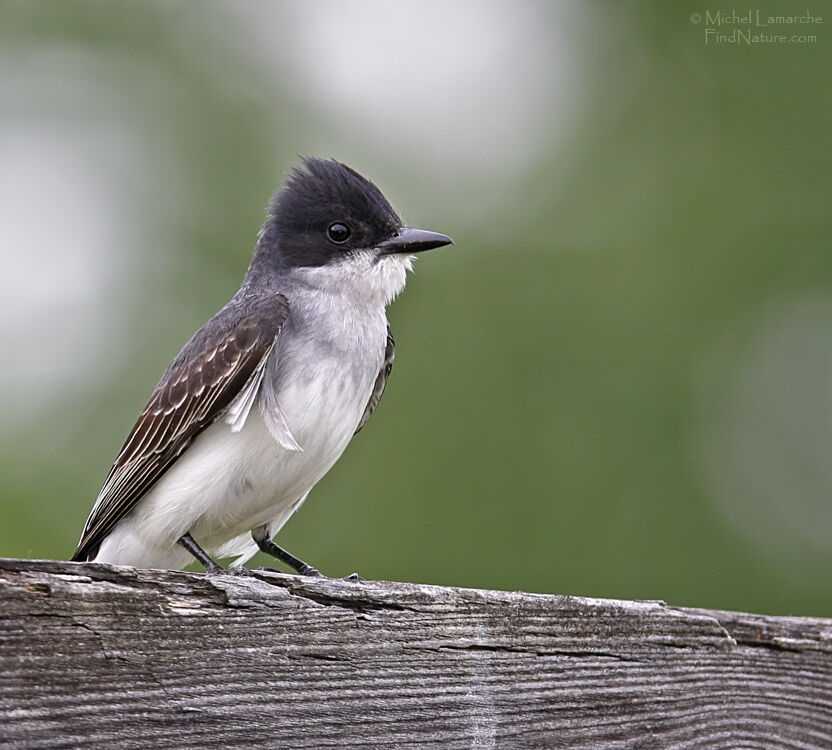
251;524;322;577
178;531;224;575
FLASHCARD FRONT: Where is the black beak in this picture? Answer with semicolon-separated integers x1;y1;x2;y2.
378;226;454;255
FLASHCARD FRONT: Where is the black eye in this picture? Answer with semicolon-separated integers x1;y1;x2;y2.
327;222;351;244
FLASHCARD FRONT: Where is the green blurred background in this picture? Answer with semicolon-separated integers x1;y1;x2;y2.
2;0;831;616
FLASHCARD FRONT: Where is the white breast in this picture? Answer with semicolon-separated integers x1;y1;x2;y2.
93;259;401;570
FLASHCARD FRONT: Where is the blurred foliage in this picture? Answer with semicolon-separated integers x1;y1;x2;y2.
1;1;831;615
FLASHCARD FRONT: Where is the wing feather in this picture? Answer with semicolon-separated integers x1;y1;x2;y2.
355;324;395;435
72;294;290;561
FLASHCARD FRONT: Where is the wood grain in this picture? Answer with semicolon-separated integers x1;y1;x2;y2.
1;558;831;749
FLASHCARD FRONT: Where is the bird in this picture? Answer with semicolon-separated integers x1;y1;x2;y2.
71;157;453;575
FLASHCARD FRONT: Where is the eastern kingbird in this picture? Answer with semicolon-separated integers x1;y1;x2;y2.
72;157;453;575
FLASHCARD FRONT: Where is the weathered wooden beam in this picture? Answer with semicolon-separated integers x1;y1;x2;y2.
1;558;831;748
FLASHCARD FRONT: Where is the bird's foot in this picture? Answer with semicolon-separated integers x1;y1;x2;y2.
226;566;257;577
297;563;324;577
343;572;365;583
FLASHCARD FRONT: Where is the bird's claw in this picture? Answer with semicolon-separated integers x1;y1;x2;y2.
227;566;256;577
298;565;323;578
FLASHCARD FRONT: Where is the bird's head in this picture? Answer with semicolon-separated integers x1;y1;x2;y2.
253;158;453;304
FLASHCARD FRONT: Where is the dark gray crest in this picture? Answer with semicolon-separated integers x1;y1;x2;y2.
265;157;403;268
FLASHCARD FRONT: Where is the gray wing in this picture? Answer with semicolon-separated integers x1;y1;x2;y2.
355;324;395;435
72;294;290;561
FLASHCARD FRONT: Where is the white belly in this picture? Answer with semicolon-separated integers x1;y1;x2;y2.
93;262;400;571
94;356;377;570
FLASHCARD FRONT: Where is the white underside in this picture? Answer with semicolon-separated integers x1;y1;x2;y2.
94;390;361;569
93;252;409;570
